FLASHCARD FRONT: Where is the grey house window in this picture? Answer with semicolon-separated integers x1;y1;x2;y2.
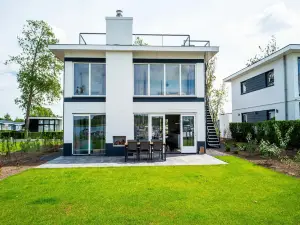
241;113;247;122
266;70;274;87
241;69;274;94
267;110;275;120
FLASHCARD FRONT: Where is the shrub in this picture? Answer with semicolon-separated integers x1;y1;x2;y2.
0;131;63;139
230;120;300;148
224;142;231;152
258;139;282;158
294;151;300;163
237;143;246;151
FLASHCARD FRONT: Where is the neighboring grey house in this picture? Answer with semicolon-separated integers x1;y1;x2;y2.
0;120;24;131
224;44;300;123
28;117;63;132
48;11;220;156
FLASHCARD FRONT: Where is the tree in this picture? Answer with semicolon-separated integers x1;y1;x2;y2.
30;105;56;117
14;117;25;122
4;113;12;121
5;20;63;137
246;35;279;66
205;57;227;128
134;37;148;46
209;83;227;126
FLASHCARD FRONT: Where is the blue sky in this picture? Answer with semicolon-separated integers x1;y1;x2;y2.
0;0;300;118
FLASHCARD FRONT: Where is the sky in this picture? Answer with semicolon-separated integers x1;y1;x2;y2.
1;0;300;119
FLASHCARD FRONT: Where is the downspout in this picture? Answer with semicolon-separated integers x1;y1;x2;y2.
283;55;288;120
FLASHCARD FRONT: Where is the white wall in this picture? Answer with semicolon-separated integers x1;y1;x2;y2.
219;113;232;138
230;52;300;122
231;58;284;114
106;17;132;45
106;52;134;143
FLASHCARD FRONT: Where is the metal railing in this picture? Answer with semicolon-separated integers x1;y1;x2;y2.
78;32;210;47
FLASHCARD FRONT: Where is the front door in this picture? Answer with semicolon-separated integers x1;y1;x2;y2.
149;115;165;142
181;115;196;153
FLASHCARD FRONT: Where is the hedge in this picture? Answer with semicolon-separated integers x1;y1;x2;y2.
229;120;300;148
0;131;63;140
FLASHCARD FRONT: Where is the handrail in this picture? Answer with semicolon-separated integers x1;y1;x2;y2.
78;32;210;47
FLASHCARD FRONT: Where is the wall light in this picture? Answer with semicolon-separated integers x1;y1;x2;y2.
238;113;240;116
276;109;279;113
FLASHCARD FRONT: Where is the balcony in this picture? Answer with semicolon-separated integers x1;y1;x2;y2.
78;33;210;47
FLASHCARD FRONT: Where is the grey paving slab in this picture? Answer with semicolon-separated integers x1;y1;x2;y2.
37;154;227;168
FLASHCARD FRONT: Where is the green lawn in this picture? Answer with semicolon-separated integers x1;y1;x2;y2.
0;156;300;224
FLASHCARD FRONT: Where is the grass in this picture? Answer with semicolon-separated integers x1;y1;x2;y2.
0;156;300;224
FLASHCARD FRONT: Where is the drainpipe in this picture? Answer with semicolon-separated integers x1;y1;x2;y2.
283;55;288;120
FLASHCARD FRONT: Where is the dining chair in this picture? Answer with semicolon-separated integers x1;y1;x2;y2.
152;140;163;160
139;141;151;161
125;140;138;162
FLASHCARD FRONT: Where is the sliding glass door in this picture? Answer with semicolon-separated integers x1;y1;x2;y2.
73;115;106;155
73;116;89;154
149;115;165;141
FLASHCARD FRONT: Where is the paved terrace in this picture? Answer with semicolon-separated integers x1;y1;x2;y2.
38;152;227;168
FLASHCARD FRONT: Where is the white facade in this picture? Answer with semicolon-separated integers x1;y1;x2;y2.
224;45;300;123
219;113;232;138
50;12;219;156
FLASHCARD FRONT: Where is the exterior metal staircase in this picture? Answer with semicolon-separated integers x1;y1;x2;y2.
206;102;220;148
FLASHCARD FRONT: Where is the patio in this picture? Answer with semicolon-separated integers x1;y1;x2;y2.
37;153;227;168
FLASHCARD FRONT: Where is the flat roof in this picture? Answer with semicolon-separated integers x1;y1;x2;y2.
49;44;219;61
29;117;62;120
223;44;300;82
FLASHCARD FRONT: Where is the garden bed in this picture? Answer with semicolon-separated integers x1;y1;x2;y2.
0;148;61;180
220;141;300;178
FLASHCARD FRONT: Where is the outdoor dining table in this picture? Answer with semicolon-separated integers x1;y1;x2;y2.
124;142;166;161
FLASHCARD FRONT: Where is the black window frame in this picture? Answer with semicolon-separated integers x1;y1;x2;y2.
241;113;247;122
265;70;274;87
38;119;56;132
266;109;275;121
240;69;274;95
241;82;247;94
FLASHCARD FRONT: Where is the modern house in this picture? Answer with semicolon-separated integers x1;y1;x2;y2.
28;117;63;132
0;120;24;131
49;11;219;156
224;44;300;123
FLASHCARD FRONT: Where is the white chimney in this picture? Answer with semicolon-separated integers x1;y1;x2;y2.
106;10;133;45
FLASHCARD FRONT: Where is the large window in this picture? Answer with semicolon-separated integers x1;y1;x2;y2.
134;64;196;96
74;63;106;96
241;69;274;95
38;119;57;132
150;64;164;95
181;65;195;95
134;114;148;141
73;114;106;155
166;64;180;95
134;64;148;95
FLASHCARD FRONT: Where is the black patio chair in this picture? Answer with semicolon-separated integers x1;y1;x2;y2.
125;140;138;162
151;140;164;160
139;141;151;161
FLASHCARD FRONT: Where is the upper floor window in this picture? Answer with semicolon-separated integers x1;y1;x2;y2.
241;113;247;122
267;110;275;120
134;64;195;96
74;63;106;96
266;70;274;87
240;69;274;95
